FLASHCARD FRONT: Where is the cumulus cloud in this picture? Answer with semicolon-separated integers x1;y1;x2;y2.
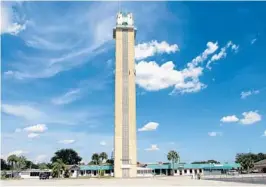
135;41;237;94
7;150;28;157
136;61;205;94
1;3;26;35
145;144;159;151
1;104;45;121
138;122;159;132
15;128;22;133
24;124;47;133
35;154;48;164
220;115;239;123
208;132;222;137
58;139;75;144
27;133;40;139
206;41;239;69
240;111;261;125
100;141;107;146
51;89;81;105
135;40;179;60
241;90;260;99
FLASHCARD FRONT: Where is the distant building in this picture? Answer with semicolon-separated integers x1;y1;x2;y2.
65;162;241;178
20;169;52;179
254;159;266;173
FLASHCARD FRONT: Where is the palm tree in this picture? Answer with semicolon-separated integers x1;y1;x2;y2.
17;156;27;172
167;150;179;176
38;163;49;170
52;159;66;178
99;152;108;164
98;152;108;178
7;155;18;178
91;153;100;165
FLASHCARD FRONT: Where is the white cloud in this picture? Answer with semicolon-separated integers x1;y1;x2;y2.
7;150;28;157
135;41;234;94
27;133;40;139
0;3;26;35
100;141;107;146
23;124;47;133
1;102;106;128
136;61;205;94
251;38;257;45
263;130;266;137
58;139;75;144
35;155;47;164
138;122;159;132
241;90;260;99
220;115;239;123
240;111;261;125
206;41;239;69
15;128;22;133
51;89;81;105
135;40;179;60
145;144;159;151
187;42;219;68
1;104;45;121
4;2;169;80
208;132;222;137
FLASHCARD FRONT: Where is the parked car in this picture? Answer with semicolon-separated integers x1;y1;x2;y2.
227;170;239;175
240;170;248;174
251;169;259;173
39;173;50;180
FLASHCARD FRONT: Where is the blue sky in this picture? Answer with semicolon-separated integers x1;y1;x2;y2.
1;1;266;164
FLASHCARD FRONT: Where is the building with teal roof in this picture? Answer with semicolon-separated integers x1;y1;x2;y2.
71;162;241;177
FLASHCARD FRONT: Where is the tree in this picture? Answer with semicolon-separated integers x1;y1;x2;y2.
51;149;82;165
99;152;108;164
52;159;66;178
1;159;10;170
191;160;220;164
7;155;18;177
25;160;38;169
17;156;27;171
106;159;114;165
38;163;49;170
167;150;179;176
91;153;100;165
46;163;53;169
257;153;266;162
236;153;254;172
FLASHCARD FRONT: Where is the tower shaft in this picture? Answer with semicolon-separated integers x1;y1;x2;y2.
113;12;137;178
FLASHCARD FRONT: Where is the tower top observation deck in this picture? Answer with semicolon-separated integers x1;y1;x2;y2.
116;12;134;28
113;12;137;39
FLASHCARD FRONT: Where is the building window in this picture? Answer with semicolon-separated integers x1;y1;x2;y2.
184;170;187;174
190;169;192;174
30;172;40;176
199;169;202;173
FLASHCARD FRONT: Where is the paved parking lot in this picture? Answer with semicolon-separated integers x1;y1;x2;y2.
1;176;264;186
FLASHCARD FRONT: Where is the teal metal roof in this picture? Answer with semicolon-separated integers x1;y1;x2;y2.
146;163;241;170
146;164;170;169
78;163;240;171
80;165;113;171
